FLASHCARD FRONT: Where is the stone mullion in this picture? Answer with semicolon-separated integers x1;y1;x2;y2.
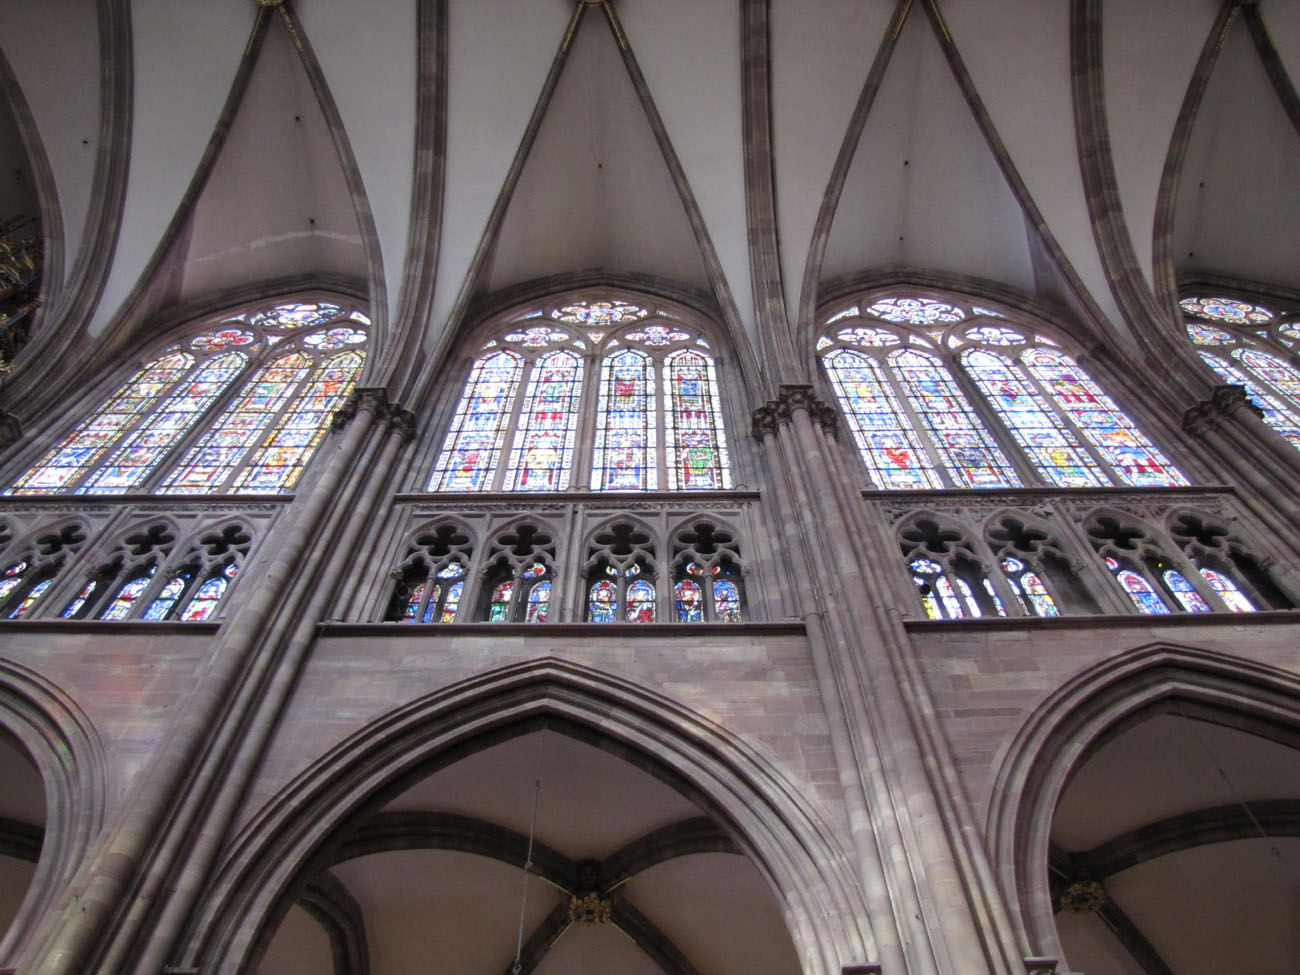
558;504;585;623
1055;511;1140;616
785;393;1004;973
31;392;391;975
753;409;899;974
27;505;134;621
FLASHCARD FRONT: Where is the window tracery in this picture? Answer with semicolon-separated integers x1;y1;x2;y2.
1181;295;1300;452
985;516;1071;617
8;299;368;496
385;523;474;623
1168;509;1292;612
0;523;86;619
818;295;1187;490
429;297;733;493
670;521;744;623
1086;513;1224;616
899;516;1005;620
479;524;555;623
585;521;657;623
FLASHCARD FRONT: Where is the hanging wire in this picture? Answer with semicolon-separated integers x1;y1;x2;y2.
511;738;545;975
1176;702;1288;868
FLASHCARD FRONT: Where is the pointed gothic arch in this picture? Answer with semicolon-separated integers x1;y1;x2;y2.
986;643;1300;965
179;658;873;975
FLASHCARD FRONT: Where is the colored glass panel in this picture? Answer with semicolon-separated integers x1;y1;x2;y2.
836;326;900;347
954;578;983;618
888;349;1019;489
588;579;617;622
713;579;741;622
1179;297;1273;324
592;349;656;490
143;575;189;620
964;326;1024;345
962;349;1107;487
625;579;655;622
9;578;51;619
525;581;551;623
1021;348;1186;487
502;350;583;492
248;302;343;329
1106;560;1170;615
404;582;427;622
625;325;690;346
159;352;311;493
440;581;464;623
181;574;228;621
190;329;255;352
936;577;967;618
302;327;366;349
430;351;524;491
230;350;364;493
675;579;703;622
981;578;1008;616
1198;353;1300;450
102;572;154;621
552;300;647;326
664;350;731;490
10;352;194;494
0;562;26;604
825;349;943;490
62;580;98;618
1199;568;1254;613
488;581;514;622
502;326;569;347
1237;349;1300;413
866;297;964;325
1162;569;1212;613
81;352;248;494
1001;558;1058;617
1185;323;1234;346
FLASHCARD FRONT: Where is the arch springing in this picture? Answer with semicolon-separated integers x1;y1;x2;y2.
8;300;368;496
818;296;1187;490
430;298;733;493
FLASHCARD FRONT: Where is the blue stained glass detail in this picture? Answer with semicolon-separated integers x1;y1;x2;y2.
1106;559;1170;615
664;349;731;490
625;579;656;622
588;579;618;622
1162;569;1212;613
675;579;703;622
431;351;524;491
144;575;189;620
592;349;656;491
9;578;52;618
102;571;155;621
1199;568;1254;613
889;349;1019;488
503;351;583;492
713;578;741;622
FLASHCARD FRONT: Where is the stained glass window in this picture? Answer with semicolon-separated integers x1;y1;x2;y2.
825;350;942;490
9;299;369;496
593;349;657;491
910;558;968;619
9;578;52;619
0;561;27;604
102;571;155;621
1197;353;1300;449
1199;568;1255;613
502;350;583;492
1106;558;1170;615
713;578;741;622
180;566;234;622
625;579;656;622
1021;348;1186;487
963;350;1108;488
488;581;514;622
674;579;703;622
143;574;190;620
9;352;194;494
61;580;98;619
525;581;551;623
889;349;1019;489
402;583;428;623
588;579;618;622
1000;557;1059;617
430;351;523;491
1161;568;1212;613
664;350;731;490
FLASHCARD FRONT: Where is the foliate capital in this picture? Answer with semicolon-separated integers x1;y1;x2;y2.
1182;383;1262;436
751;384;837;438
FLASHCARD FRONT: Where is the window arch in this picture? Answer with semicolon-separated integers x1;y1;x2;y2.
8;299;369;496
817;295;1187;490
1180;295;1300;452
430;297;733;493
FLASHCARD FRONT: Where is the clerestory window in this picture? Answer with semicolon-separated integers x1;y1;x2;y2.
8;299;368;496
429;298;733;493
817;295;1187;490
1180;295;1300;452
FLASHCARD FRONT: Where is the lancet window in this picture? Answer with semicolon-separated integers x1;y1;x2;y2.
1168;510;1292;612
477;524;555;623
585;521;657;623
670;521;744;623
1180;295;1300;451
385;523;474;623
0;524;86;620
8;300;368;496
900;516;1005;620
818;295;1186;490
429;298;733;493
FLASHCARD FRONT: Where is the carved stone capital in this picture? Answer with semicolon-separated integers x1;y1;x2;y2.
751;384;837;438
1023;959;1059;975
332;387;391;431
389;407;418;443
1183;383;1263;436
1059;880;1105;913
